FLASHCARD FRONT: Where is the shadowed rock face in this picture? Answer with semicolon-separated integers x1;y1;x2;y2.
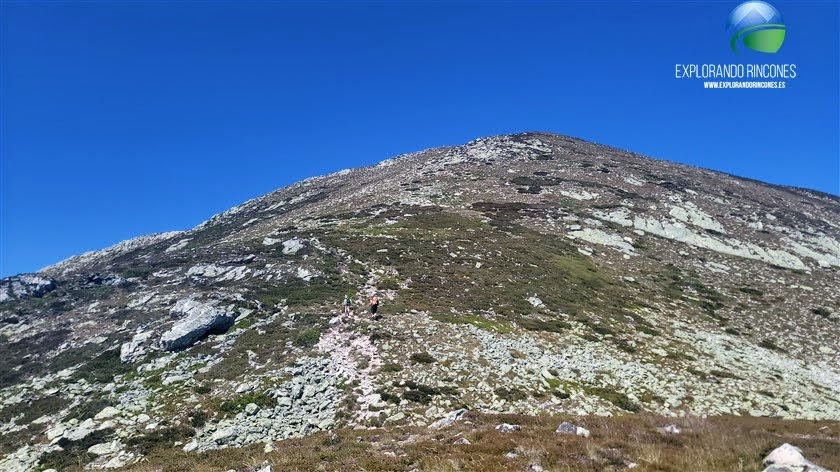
1;132;838;470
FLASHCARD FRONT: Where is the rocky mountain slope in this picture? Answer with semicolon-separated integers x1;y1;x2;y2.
1;132;839;471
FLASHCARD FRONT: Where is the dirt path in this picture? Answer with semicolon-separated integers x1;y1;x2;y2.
316;311;383;425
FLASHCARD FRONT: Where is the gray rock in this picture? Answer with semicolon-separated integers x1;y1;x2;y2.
160;298;237;351
495;423;521;433
182;440;198;452
762;443;829;472
386;412;406;423
429;409;468;429
282;238;306;255
556;421;590;438
662;424;680;435
94;406;120;420
103;451;137;469
87;440;122;456
120;331;154;363
211;427;238;445
63;418;96;441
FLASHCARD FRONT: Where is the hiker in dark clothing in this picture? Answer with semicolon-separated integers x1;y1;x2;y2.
342;294;352;316
369;294;379;316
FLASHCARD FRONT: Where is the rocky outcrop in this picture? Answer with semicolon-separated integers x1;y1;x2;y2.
159;298;236;351
40;231;182;276
0;274;55;302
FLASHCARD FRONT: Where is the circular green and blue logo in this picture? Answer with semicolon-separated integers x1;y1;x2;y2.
727;1;785;53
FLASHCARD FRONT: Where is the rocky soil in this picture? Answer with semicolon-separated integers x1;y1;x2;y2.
1;132;838;471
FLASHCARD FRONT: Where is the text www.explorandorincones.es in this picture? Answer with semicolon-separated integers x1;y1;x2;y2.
703;81;786;89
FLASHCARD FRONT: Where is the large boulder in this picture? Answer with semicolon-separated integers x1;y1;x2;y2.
159;298;236;351
762;443;830;472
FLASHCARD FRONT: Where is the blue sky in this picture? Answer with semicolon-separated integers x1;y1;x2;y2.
1;1;838;277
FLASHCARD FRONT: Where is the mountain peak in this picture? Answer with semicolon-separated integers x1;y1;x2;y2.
1;133;838;471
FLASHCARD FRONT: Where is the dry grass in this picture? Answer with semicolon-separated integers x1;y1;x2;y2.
123;413;839;472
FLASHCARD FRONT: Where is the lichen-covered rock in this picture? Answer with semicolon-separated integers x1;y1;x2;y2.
159;298;236;351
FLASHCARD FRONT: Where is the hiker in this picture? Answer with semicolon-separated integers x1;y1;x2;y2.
369;294;379;317
342;294;352;316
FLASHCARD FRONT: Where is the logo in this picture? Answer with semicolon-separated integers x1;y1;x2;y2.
727;1;785;53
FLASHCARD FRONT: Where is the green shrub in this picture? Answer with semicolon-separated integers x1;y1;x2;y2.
219;392;275;415
738;287;764;297
40;428;114;470
73;349;131;384
812;307;832;319
126;426;194;454
67;397;112;421
585;386;640;412
294;329;321;348
758;339;785;352
709;369;742;380
376;389;400;404
495;387;527;402
410;352;436;364
518;318;571;333
189;409;207;428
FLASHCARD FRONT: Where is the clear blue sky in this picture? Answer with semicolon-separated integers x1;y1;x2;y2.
1;1;838;277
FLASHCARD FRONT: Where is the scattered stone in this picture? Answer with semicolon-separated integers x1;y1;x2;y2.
429;409;468;429
102;451;137;469
87;440;122;456
556;421;590;438
386;412;406;423
211;427;238;445
46;425;66;442
94;406;120;420
526;295;544;307
183;440;198;452
662;424;681;435
282;238;306;255
496;423;521;433
63;418;96;441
